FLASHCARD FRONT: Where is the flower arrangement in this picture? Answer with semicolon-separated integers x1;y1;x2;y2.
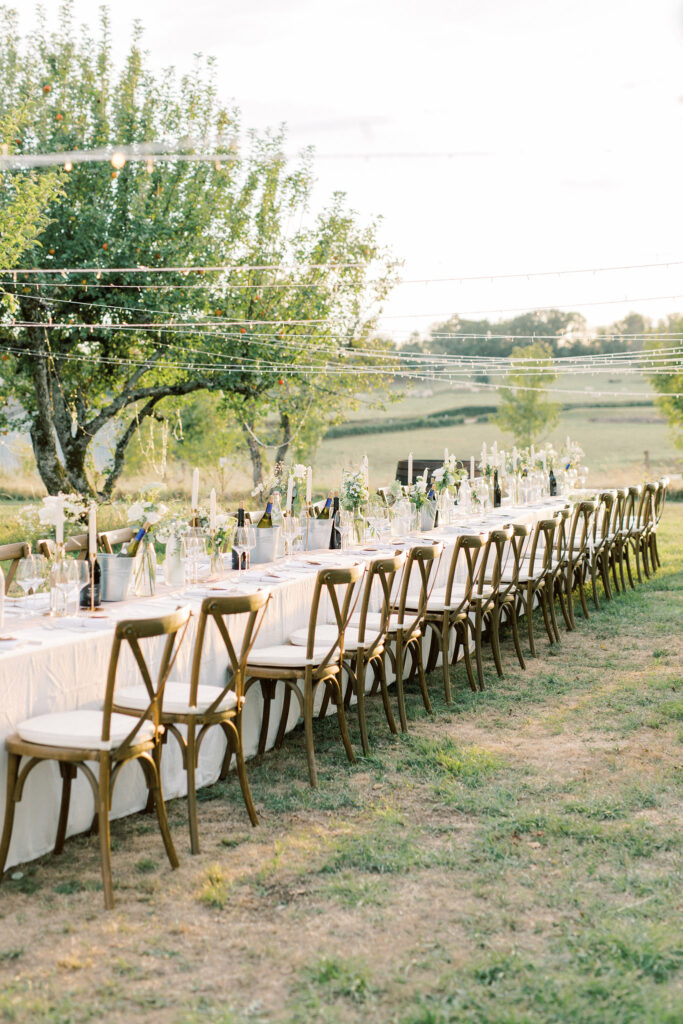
432;455;468;493
38;492;90;530
562;439;585;472
407;472;430;510
127;497;169;537
388;478;404;504
340;467;369;512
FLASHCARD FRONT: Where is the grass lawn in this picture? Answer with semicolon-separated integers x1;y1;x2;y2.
0;507;681;1023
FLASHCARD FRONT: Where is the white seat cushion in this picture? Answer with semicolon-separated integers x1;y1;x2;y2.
350;611;414;633
405;585;494;612
289;624;382;652
246;643;334;668
16;710;155;751
115;681;237;716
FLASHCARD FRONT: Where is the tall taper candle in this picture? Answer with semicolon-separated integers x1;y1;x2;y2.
88;504;97;558
286;475;294;512
407;452;413;486
55;497;64;547
444;447;448;463
306;466;312;505
191;467;199;509
470;456;475;480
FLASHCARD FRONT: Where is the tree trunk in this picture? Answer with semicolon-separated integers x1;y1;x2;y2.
275;412;291;466
241;422;264;488
28;336;71;494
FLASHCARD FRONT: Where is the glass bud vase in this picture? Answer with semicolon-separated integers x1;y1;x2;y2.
134;537;157;596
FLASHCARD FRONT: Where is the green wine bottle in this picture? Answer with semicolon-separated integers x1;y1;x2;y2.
317;491;333;520
123;521;150;558
258;498;274;529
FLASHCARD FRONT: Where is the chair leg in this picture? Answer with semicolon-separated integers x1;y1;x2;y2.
0;752;20;879
146;750;180;872
231;719;259;827
617;542;627;593
600;556;613;601
509;600;526;670
257;680;275;756
97;756;115;911
565;568;576;630
634;539;643;584
461;623;478;692
440;621;453;703
547;583;561;643
54;763;77;856
641;538;651;578
590;559;601;610
219;721;234;780
489;606;504;678
578;568;590;620
354;659;371;757
185;722;200;855
624;545;635;589
414;640;433;713
333;680;356;764
557;575;572;631
526;585;537;658
377;654;398;735
474;607;486;690
274;685;292;750
303;675;318;788
539;588;555;645
395;637;409;733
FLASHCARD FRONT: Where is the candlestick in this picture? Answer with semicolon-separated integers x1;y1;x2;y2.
407;452;413;486
191;467;199;510
88;504;97;559
286;475;294;512
444;447;448;463
469;456;474;480
306;466;312;505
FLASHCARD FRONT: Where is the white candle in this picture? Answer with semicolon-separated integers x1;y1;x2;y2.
481;443;487;471
88;503;97;558
362;454;369;484
209;488;217;533
530;445;535;465
286;475;294;512
407;452;413;486
469;456;474;480
306;466;312;504
191;467;199;509
512;446;518;470
55;497;64;546
492;441;497;455
444;447;449;463
566;435;571;451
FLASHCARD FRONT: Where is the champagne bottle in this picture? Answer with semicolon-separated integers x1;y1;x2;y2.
123;521;150;558
549;469;557;496
493;470;502;508
258;498;274;529
428;478;439;528
232;504;247;569
330;494;341;549
80;556;101;608
318;491;333;519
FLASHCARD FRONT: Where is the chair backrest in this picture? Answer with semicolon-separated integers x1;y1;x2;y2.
396;543;444;636
443;532;489;614
488;526;517;601
189;591;270;714
641;482;658;531
305;564;367;670
527;519;557;576
566;501;595;566
553;507;571;563
355;552;407;658
37;534;88;559
628;485;645;529
654;478;669;525
104;605;192;756
99;527;137;554
613;489;629;535
0;541;30;593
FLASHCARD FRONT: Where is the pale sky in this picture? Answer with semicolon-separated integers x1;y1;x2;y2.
16;0;683;339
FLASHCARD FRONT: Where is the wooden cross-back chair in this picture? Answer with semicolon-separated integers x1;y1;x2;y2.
421;533;490;698
608;489;630;595
244;564;366;788
585;492;615;609
99;527;137;554
510;518;558;658
37;534;88;559
549;506;573;634
639;482;659;579
0;541;30;593
0;605;191;909
626;485;648;584
383;543;443;732
489;525;530;674
114;591;270;854
317;552;409;755
563;500;595;628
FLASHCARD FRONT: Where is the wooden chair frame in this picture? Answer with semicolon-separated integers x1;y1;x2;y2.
37;534;89;559
0;606;191;909
494;525;530;671
244;564;365;788
649;478;668;570
0;542;30;593
512;518;558;657
561;501;594;629
99;527;137;554
115;592;270;855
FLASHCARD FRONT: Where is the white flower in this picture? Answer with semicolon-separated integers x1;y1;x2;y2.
127;501;145;523
146;504;168;526
292;464;307;479
38;495;63;526
432;467;445;482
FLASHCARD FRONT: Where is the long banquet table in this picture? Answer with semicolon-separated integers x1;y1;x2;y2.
0;498;567;869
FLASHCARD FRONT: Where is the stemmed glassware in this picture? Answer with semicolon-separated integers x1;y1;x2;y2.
74;559;91;615
15;555;48;611
282;515;301;559
335;509;354;551
233;524;255;573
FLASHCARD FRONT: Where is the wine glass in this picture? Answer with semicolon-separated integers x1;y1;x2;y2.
282;515;300;560
233;524;255;572
16;555;48;611
74;559;91;615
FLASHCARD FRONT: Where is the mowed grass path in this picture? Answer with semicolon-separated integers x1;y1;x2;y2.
0;507;681;1023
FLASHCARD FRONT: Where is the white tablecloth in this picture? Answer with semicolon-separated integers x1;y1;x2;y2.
0;499;563;868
